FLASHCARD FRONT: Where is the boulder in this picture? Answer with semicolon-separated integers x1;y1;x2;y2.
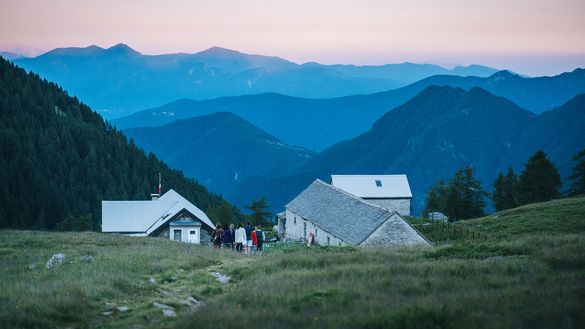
46;253;65;268
162;309;176;317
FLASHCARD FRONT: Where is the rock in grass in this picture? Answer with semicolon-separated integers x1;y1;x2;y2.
162;309;176;317
180;296;199;307
45;253;65;268
28;262;37;270
102;311;113;316
148;278;158;285
117;306;130;313
210;271;230;284
157;288;174;297
168;276;178;282
153;302;173;310
80;255;95;263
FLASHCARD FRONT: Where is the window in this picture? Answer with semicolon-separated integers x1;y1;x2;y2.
327;237;330;246
189;230;196;235
375;179;382;187
294;216;297;224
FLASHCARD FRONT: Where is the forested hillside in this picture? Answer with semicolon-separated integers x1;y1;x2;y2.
124;112;313;194
0;58;235;230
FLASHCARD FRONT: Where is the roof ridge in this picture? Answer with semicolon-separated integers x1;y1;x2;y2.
314;179;397;215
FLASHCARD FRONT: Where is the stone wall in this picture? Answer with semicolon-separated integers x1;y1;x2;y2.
364;198;411;217
285;209;345;246
360;213;429;247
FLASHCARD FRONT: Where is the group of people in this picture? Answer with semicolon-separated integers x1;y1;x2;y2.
212;222;265;255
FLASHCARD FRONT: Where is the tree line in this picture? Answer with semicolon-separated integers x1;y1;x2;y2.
424;149;585;221
0;58;242;231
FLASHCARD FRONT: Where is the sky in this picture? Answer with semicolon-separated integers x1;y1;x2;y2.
1;0;584;76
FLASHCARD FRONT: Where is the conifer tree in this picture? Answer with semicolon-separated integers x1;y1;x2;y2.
423;180;447;217
569;148;585;196
517;151;562;204
492;167;519;211
246;197;272;226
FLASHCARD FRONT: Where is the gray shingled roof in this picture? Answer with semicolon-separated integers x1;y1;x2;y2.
286;179;394;245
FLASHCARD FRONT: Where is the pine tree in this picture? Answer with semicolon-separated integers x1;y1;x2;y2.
423;180;447;217
246;197;272;226
445;167;486;220
492;167;519;211
569;148;585;196
517;151;562;205
424;167;486;221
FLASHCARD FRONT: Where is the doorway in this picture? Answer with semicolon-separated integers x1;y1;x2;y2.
173;229;182;242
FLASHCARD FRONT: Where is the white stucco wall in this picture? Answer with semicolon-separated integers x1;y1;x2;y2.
169;226;200;244
285;209;345;246
364;198;411;217
360;213;429;247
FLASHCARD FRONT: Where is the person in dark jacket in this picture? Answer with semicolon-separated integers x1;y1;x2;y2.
245;222;254;255
212;222;223;249
221;223;233;249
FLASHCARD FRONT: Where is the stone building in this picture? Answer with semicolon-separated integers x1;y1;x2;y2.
330;175;412;216
283;179;429;247
101;189;214;244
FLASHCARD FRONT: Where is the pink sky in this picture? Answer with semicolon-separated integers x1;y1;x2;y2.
1;0;584;76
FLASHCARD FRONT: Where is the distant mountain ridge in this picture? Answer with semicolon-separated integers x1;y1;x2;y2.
14;44;499;118
218;86;585;213
124;112;314;194
114;68;585;151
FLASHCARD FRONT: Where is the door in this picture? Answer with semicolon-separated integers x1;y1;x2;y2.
173;229;182;242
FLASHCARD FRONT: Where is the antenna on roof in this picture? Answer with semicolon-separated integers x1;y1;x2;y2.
158;172;162;195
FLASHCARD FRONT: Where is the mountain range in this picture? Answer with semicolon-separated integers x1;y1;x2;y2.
12;44;498;118
114;68;585;151
123;85;585;213
124;112;314;194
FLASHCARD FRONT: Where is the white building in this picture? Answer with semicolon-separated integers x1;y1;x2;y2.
101;189;215;244
330;175;412;216
283;179;429;247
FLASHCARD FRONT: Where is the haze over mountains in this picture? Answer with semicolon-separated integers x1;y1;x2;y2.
120;85;585;213
115;68;585;151
12;44;499;118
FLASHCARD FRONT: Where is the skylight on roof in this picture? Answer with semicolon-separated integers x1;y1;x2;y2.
375;180;382;187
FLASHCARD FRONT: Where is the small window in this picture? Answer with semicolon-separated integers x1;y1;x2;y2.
327;237;330;246
375;179;382;187
294;216;297;224
189;230;196;235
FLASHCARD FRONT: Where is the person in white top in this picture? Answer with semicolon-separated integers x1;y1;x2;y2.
234;223;247;253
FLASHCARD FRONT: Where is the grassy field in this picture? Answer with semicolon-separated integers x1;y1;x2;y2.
1;197;584;329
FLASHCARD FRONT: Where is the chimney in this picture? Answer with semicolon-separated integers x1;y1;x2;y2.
150;193;160;201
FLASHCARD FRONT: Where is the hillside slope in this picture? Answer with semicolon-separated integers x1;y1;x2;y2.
0;58;235;230
114;69;585;151
2;197;583;329
124;112;313;194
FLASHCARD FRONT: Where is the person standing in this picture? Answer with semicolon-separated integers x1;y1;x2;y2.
221;223;233;250
212;222;223;249
245;222;254;255
229;223;236;251
251;228;257;255
235;223;246;253
255;225;265;255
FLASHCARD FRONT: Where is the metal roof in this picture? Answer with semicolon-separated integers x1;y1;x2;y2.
101;189;214;234
286;179;395;245
330;174;412;199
